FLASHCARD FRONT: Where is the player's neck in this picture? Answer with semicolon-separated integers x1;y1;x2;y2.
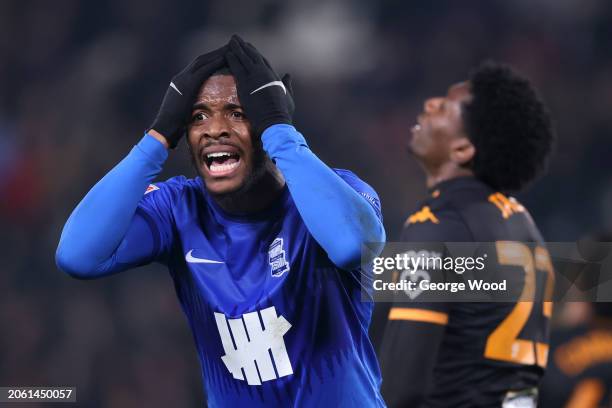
425;163;474;189
212;164;286;214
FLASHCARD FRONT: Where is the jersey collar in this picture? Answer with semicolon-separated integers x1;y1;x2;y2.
429;176;490;196
199;177;291;223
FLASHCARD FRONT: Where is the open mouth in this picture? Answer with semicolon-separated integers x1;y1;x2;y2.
203;151;242;176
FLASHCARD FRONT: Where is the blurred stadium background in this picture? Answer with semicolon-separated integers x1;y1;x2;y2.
1;0;611;406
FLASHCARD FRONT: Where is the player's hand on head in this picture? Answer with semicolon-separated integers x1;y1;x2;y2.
225;34;295;137
280;73;295;118
149;44;228;148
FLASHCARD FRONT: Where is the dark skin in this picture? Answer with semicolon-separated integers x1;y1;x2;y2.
152;75;285;214
408;81;476;188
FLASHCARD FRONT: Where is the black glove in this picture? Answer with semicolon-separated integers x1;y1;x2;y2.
225;35;294;137
149;45;227;148
280;73;295;118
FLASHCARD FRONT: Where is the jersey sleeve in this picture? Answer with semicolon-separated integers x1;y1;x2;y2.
262;124;385;269
56;134;170;278
333;169;383;223
377;209;472;405
379;314;446;406
77;176;186;275
132;176;186;263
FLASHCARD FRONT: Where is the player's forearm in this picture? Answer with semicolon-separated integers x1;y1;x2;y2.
380;319;445;407
262;124;385;269
56;134;168;278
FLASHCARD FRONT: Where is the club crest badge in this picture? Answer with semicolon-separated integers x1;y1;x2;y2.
269;238;290;278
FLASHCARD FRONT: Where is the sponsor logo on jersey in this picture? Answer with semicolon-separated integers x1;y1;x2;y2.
214;306;293;385
269;237;290;277
407;206;440;225
184;249;224;264
401;268;431;299
488;192;525;219
145;184;159;195
394;249;441;299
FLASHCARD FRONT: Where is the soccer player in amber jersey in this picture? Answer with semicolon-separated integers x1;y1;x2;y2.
378;62;555;407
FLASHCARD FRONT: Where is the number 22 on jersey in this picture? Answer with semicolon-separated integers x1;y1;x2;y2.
484;241;554;368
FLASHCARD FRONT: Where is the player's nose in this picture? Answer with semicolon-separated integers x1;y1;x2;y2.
204;116;230;139
424;97;443;113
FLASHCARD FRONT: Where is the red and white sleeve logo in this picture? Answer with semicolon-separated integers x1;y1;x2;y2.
145;184;159;195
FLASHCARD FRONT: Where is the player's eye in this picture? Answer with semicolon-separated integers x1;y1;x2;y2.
230;111;245;120
193;112;208;122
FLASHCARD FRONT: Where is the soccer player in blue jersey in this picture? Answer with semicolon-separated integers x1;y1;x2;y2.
56;35;386;407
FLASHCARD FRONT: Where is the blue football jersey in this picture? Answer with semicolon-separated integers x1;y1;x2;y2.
136;169;385;407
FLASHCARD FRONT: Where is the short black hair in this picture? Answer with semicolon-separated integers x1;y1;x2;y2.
462;61;555;192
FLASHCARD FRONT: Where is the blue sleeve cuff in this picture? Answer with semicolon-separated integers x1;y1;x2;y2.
262;124;309;157
140;132;169;163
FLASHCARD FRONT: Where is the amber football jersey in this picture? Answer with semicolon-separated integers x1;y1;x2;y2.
379;177;554;407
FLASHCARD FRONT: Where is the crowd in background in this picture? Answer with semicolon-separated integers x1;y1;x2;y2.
1;0;611;406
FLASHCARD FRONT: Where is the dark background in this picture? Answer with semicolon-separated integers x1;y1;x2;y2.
1;0;611;406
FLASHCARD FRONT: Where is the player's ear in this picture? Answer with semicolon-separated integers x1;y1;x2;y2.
449;136;475;166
